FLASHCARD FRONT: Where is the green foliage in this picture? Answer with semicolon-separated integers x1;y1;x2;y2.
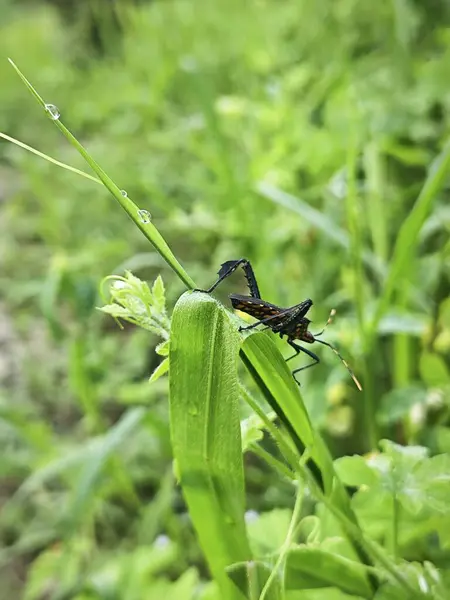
1;0;450;598
169;293;249;599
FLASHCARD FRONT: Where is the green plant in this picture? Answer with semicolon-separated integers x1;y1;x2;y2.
2;1;450;597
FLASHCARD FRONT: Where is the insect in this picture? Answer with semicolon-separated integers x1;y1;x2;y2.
195;258;362;391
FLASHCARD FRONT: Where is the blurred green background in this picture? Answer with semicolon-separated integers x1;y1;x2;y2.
1;0;449;598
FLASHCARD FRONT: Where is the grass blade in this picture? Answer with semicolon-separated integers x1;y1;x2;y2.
169;292;250;599
8;58;195;289
240;332;376;590
256;181;385;279
367;137;450;348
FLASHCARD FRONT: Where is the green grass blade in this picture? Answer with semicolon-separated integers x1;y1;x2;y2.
8;59;195;289
64;407;145;535
239;333;329;482
256;181;385;279
169;292;250;599
367;137;450;348
240;332;376;586
0;132;100;184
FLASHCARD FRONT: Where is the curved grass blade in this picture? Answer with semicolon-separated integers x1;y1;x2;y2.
240;332;376;590
256;181;384;278
63;407;145;535
0;132;100;184
8;59;195;290
169;292;251;599
366;137;450;349
239;332;331;487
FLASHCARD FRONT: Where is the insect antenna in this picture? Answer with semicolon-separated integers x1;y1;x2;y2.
313;308;336;337
314;338;363;391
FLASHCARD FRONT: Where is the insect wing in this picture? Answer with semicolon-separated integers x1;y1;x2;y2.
230;294;286;323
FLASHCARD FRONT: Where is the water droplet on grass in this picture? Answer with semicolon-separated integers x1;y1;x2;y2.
137;209;152;224
120;189;128;197
44;104;60;120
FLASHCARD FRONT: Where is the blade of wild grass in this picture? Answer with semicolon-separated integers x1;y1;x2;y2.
256;181;385;280
169;292;250;600
0;132;100;184
239;332;376;592
366;137;450;350
62;408;145;536
8;59;195;290
363;142;389;264
345;138;377;450
240;332;329;489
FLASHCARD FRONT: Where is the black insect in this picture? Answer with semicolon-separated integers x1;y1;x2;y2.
195;258;362;391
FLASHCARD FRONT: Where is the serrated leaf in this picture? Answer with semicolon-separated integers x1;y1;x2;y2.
169;292;250;600
152;274;166;313
98;304;131;317
149;358;169;383
155;340;170;356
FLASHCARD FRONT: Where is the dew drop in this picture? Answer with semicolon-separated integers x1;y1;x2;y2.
137;209;152;224
120;189;128;197
44;104;60;120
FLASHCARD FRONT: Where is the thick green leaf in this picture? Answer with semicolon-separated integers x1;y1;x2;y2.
285;546;373;598
169;292;250;599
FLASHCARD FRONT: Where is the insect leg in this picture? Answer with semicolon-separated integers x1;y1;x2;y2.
286;340;320;384
194;258;261;297
240;260;261;299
